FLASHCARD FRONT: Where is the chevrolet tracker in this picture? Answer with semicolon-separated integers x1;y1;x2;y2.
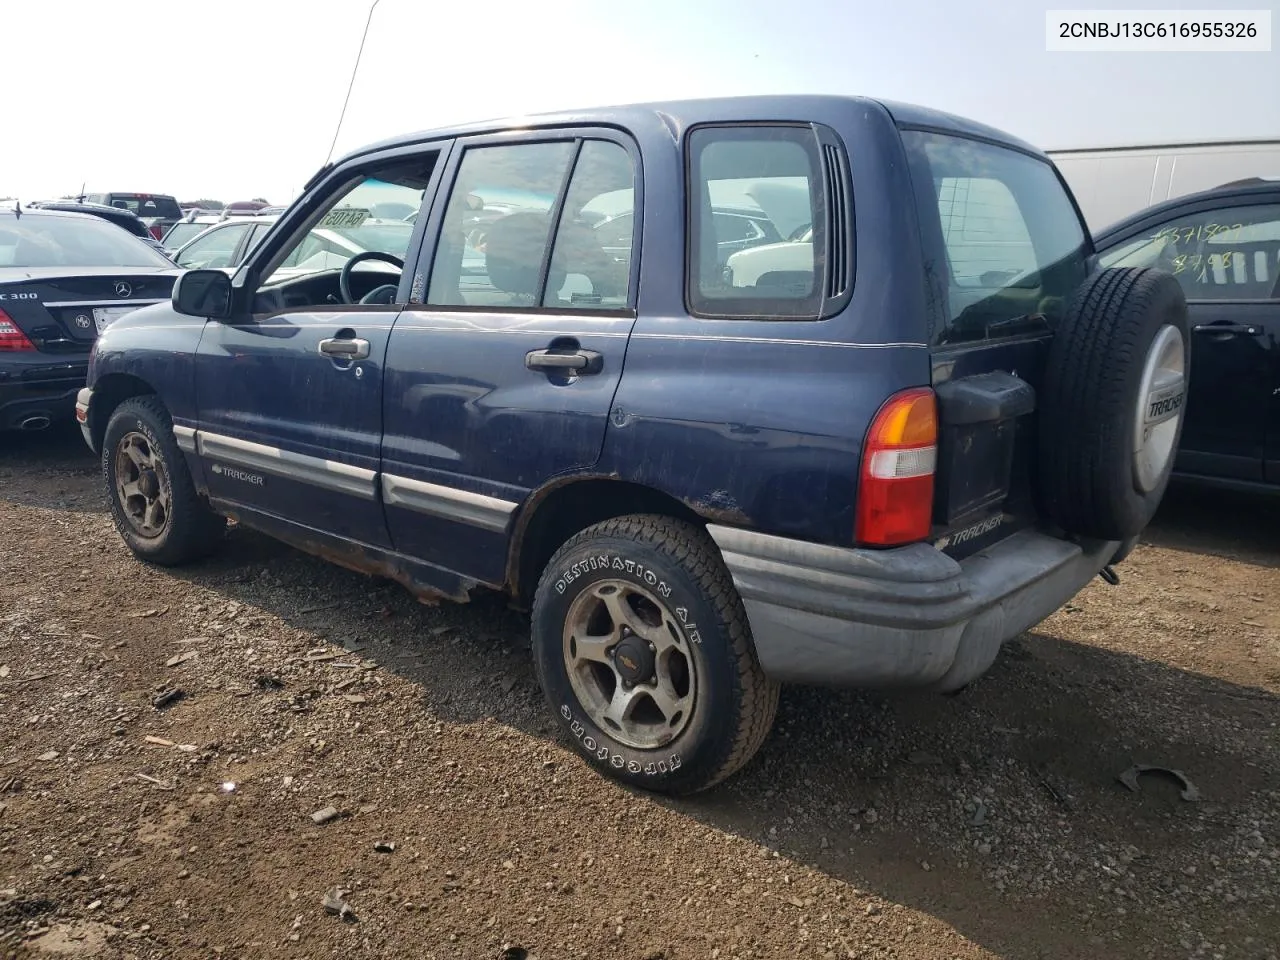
77;95;1191;793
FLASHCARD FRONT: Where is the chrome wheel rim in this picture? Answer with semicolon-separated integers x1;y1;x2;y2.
561;578;697;750
114;431;171;539
1132;324;1187;494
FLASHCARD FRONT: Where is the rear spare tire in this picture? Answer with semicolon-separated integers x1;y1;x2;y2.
1039;267;1190;540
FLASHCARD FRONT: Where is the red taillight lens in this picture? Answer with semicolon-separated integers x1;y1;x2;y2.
0;310;36;352
855;387;937;546
150;224;164;240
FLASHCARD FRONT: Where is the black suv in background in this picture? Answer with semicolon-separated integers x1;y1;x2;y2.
83;192;183;241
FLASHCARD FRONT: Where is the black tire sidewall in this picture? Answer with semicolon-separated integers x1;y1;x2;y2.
1088;277;1189;535
102;399;210;564
532;533;742;793
1040;267;1191;541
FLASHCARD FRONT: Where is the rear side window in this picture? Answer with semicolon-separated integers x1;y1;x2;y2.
427;138;636;310
903;131;1088;344
687;125;837;319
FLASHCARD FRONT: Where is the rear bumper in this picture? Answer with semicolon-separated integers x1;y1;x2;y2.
0;360;87;430
707;525;1120;692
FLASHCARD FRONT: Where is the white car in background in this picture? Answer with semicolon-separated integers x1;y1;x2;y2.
722;225;814;291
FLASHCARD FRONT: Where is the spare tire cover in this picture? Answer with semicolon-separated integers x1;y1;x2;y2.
1038;267;1190;541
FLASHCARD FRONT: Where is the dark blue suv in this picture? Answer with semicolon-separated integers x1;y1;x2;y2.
77;96;1191;793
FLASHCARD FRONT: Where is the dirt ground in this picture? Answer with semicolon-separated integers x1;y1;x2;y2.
1;425;1277;960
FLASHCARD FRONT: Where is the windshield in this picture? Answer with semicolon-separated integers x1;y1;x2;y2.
0;214;174;268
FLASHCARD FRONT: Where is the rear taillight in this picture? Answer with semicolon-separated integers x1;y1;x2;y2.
0;310;36;352
855;387;937;546
150;224;164;240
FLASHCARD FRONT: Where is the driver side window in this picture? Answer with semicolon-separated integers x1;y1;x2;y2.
253;156;436;308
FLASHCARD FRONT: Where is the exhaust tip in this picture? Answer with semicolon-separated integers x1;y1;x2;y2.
20;415;52;431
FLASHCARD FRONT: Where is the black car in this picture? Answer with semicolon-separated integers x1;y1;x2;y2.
1095;178;1280;491
30;201;172;258
0;207;182;431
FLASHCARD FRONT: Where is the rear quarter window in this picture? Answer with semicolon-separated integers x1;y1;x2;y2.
903;131;1088;344
686;124;845;320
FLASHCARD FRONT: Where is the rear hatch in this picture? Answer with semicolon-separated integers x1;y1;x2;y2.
0;267;180;353
899;128;1092;559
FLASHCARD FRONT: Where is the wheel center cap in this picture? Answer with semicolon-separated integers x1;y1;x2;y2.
613;633;654;684
138;470;159;499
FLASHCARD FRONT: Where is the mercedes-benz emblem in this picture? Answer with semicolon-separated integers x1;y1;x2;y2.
114;281;133;297
74;314;91;329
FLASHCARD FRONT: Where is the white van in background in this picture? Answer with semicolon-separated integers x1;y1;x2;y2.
1048;139;1280;233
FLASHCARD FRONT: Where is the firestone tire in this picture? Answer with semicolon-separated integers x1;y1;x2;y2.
102;396;226;566
531;515;779;795
1038;267;1190;541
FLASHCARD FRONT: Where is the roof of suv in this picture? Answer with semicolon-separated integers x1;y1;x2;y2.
333;95;1044;170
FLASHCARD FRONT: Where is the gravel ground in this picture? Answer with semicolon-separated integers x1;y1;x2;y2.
1;425;1277;960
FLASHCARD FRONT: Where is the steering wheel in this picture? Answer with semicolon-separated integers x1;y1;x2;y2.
339;251;405;305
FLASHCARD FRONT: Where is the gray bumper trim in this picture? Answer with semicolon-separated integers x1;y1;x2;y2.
707;525;1119;691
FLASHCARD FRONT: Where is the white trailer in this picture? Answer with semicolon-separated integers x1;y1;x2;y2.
1046;139;1280;233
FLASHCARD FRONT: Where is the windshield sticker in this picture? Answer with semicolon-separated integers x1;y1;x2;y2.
319;207;370;229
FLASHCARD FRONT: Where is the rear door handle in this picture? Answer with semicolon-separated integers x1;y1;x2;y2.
1192;322;1260;336
525;348;603;375
319;337;370;360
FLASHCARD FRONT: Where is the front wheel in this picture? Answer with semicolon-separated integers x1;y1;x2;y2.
531;515;779;794
102;396;225;566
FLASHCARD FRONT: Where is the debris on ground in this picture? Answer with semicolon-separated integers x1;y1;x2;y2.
152;688;185;709
164;650;197;668
970;800;988;826
134;773;173;790
310;806;342;824
321;887;357;922
374;841;396;853
907;750;943;766
1117;764;1202;801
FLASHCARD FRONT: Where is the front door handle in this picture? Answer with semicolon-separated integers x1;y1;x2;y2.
525;348;603;375
319;337;370;360
1192;322;1260;336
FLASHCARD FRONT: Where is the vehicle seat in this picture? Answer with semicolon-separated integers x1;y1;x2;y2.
484;212;564;304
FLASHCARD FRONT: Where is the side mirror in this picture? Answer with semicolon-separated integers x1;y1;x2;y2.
172;269;233;320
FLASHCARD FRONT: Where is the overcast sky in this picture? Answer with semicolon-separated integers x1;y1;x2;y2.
2;0;1276;204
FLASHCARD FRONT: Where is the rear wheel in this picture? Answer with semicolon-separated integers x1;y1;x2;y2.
531;515;779;794
103;396;225;565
